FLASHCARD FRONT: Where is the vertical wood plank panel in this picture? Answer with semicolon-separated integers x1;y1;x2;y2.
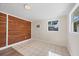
0;12;6;47
8;15;31;45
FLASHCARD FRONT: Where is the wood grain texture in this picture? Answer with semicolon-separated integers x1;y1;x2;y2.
8;15;31;45
0;12;6;47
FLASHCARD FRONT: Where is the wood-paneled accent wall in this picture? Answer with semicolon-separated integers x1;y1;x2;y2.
8;15;31;45
0;12;6;47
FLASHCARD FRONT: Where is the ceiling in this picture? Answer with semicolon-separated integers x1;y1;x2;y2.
0;3;75;21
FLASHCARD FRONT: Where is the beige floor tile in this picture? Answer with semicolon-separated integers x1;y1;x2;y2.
12;39;70;56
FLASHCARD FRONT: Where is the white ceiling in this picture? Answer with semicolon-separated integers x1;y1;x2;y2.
0;3;75;20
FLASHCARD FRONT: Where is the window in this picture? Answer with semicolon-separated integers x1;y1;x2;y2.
72;16;79;32
48;20;58;31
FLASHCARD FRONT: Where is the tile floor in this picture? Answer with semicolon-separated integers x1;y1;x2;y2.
0;47;23;56
12;39;70;56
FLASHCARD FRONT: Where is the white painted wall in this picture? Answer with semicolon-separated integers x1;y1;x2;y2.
77;24;79;32
32;16;68;47
68;4;79;56
68;33;79;55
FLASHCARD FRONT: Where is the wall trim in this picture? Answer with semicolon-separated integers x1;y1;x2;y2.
0;39;31;50
6;14;8;47
0;11;31;22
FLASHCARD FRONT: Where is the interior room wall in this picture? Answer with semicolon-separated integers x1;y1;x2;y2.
68;33;79;56
68;4;79;56
77;24;79;32
32;15;68;47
